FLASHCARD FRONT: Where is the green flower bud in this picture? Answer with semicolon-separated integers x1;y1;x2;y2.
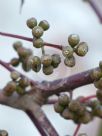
32;26;44;38
16;85;25;95
33;38;44;48
79;112;92;124
0;130;8;136
39;20;50;31
96;90;102;102
13;41;22;51
51;54;61;68
10;58;20;67
68;34;80;48
90;69;102;80
22;56;32;72
62;46;73;58
54;102;64;113
17;47;32;59
75;42;88;56
94;78;102;89
43;65;53;75
41;54;52;66
31;56;41;72
19;77;30;88
69;100;81;112
58;94;70;106
10;71;20;80
61;108;74;119
3;81;16;96
26;17;37;29
64;56;75;67
92;105;102;117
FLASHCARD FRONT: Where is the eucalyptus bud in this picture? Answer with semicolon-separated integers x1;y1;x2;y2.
10;71;20;80
26;17;37;29
43;65;53;75
62;46;73;58
41;54;52;66
94;78;102;89
79;112;92;124
68;34;80;48
61;108;74;119
32;26;44;38
33;38;44;48
0;130;8;136
64;56;75;67
10;58;20;67
58;94;70;106
75;42;88;56
13;41;22;51
54;102;64;113
90;69;102;80
69;100;81;112
39;20;50;31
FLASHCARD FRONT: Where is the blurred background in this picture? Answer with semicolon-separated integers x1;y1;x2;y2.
0;0;102;135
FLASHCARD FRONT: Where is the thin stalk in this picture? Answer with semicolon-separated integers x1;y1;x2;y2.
0;32;62;50
80;95;96;102
73;124;81;136
85;0;102;23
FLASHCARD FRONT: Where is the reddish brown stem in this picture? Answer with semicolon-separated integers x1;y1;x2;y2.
84;0;102;23
0;59;37;86
80;94;96;102
26;110;48;136
0;32;62;50
26;106;59;136
73;124;81;136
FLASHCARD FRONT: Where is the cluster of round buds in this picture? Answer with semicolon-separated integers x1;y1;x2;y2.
90;61;102;102
3;71;30;96
62;34;88;67
26;17;49;48
11;41;61;75
10;41;33;72
87;100;102;118
0;130;8;136
41;54;61;75
53;95;102;124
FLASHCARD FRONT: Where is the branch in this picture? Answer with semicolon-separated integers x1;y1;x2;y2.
36;67;98;96
84;0;102;23
0;32;62;50
25;106;59;136
1;55;96;98
26;110;48;136
0;89;59;136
